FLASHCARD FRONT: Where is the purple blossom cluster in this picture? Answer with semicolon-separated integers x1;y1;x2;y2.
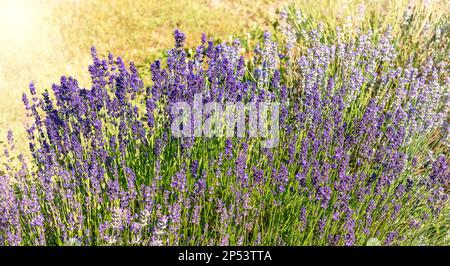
0;26;448;246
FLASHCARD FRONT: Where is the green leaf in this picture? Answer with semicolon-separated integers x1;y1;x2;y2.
366;238;381;246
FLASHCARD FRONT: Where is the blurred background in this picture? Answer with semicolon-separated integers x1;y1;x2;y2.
0;0;447;154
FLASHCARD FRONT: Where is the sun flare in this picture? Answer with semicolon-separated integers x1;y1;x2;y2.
0;0;42;45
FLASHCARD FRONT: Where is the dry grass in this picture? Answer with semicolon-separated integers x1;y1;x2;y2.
0;0;276;154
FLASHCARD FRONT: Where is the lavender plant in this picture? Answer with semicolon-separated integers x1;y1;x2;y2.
0;23;448;246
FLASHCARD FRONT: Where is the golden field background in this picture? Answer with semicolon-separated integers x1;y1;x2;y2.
0;0;448;154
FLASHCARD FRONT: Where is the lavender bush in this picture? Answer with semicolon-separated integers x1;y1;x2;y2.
0;22;448;245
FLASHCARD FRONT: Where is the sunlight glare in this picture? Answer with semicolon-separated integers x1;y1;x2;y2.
0;0;42;45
